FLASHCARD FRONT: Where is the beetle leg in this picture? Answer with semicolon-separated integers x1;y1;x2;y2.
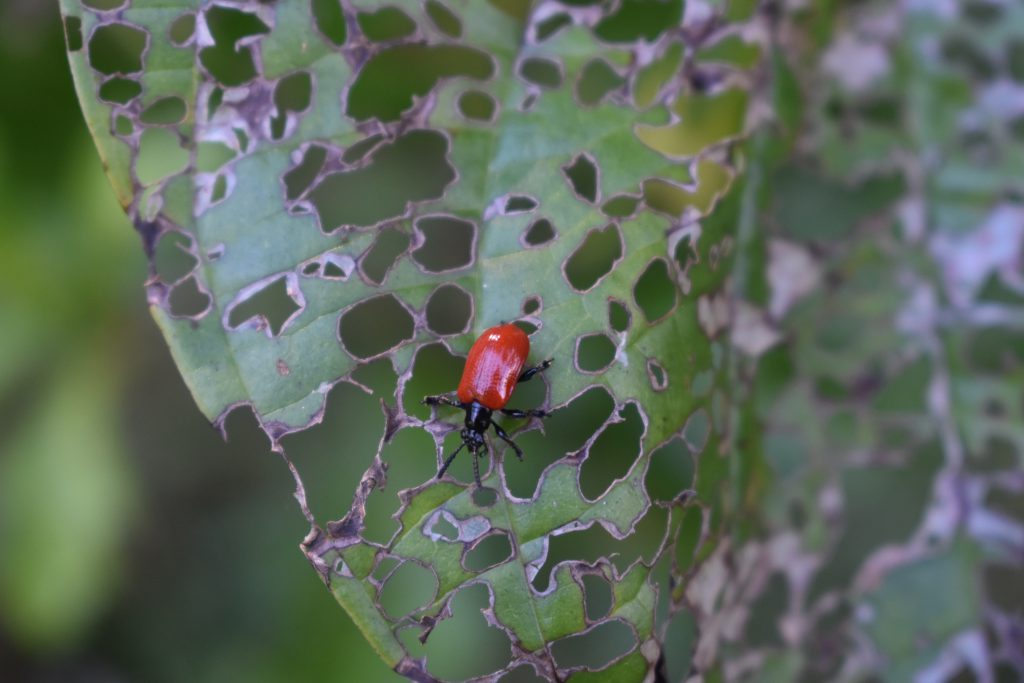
436;441;467;479
517;358;554;383
500;407;548;419
493;423;524;461
472;446;482;487
423;394;462;408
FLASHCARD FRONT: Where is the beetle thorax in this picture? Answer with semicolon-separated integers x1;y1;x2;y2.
463;402;492;446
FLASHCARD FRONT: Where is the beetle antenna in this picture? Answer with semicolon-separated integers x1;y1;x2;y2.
436;441;467;479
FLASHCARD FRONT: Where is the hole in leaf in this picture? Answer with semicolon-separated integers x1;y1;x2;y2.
533;510;665;592
562;153;598;203
608;299;631;332
310;130;456;230
169;277;210;317
199;6;270;87
464;532;513;572
522;296;541;315
379;561;437;619
140;96;187;125
88;22;147;75
581;574;612;621
575;333;615;374
169;13;196;45
505;195;537;213
581;403;643;500
371;556;400;583
99;77;141;104
210;174;229;203
472;486;498;508
341;134;384;164
404;343;466;419
434;431;483;485
82;0;124;9
602;194;639;218
513;320;538;336
412;216;476;273
227;277;301;335
114;115;133;136
594;0;683;43
564;224;622;292
361;428;437;543
322;256;354;280
501;665;547;682
284;144;326;200
196;142;235;173
357;7;417;41
536;13;572;41
426;284;473;336
339;294;415;359
347;45;493;121
155;230;196;283
426;0;462;38
577;59;624;106
416;584;512;680
64;16;83;52
645;437;693;502
523;218;555;247
431;514;459;541
647;358;668;391
271;71;313;140
136;128;189;185
552;620;636;669
505;386;616;499
634;258;676;322
206;86;224;120
311;0;347;46
458;89;496;122
519;57;562;89
360;226;410;285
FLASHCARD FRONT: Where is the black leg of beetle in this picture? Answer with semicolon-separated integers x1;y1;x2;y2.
518;358;554;384
423;394;462;408
500;407;548;419
472;447;482;487
493;423;524;462
436;441;467;479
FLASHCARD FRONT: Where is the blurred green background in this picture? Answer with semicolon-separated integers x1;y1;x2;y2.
0;4;399;680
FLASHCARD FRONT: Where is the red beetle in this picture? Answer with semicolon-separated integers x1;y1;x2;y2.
423;323;552;485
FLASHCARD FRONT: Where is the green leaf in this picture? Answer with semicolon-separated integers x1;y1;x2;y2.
63;0;768;678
